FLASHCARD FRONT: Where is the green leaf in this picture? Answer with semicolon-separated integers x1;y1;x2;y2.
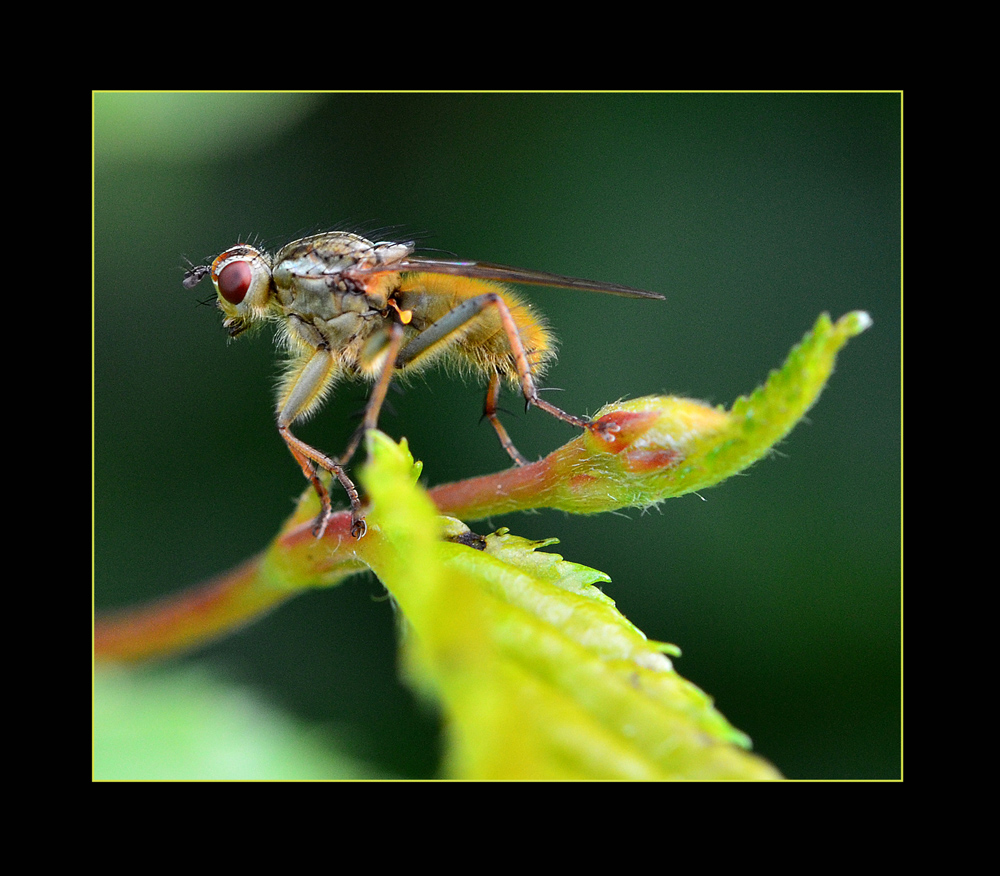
359;433;781;780
93;667;391;780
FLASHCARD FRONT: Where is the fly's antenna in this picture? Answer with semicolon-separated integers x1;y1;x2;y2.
182;264;211;289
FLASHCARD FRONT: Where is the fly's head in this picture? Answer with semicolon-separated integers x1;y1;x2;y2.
183;244;275;338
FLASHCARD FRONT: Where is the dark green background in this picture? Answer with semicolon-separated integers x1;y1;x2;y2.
95;92;900;779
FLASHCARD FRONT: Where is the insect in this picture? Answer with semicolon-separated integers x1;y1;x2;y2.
183;231;664;539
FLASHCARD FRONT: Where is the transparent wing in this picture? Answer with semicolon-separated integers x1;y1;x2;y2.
352;256;665;300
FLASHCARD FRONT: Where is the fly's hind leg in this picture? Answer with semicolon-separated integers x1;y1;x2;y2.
277;347;366;538
397;291;595;464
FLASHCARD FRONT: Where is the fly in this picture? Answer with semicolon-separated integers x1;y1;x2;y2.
183;231;664;539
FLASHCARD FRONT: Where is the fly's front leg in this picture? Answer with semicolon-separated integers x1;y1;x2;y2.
277;347;366;538
397;292;594;460
339;322;406;466
279;423;364;538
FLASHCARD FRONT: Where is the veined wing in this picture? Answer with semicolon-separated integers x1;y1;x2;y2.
351;256;665;300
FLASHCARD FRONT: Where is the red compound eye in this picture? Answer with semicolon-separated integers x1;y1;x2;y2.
218;260;252;305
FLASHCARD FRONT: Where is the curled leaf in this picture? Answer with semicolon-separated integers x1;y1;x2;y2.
431;311;872;519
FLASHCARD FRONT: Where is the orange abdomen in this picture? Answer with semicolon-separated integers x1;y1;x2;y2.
396;274;556;383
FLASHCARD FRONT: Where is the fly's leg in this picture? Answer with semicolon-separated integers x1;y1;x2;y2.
483;371;529;466
397;292;595;463
279;423;365;538
339;323;406;466
277;348;366;538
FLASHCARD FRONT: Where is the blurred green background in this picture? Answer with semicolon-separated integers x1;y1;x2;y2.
94;92;900;779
